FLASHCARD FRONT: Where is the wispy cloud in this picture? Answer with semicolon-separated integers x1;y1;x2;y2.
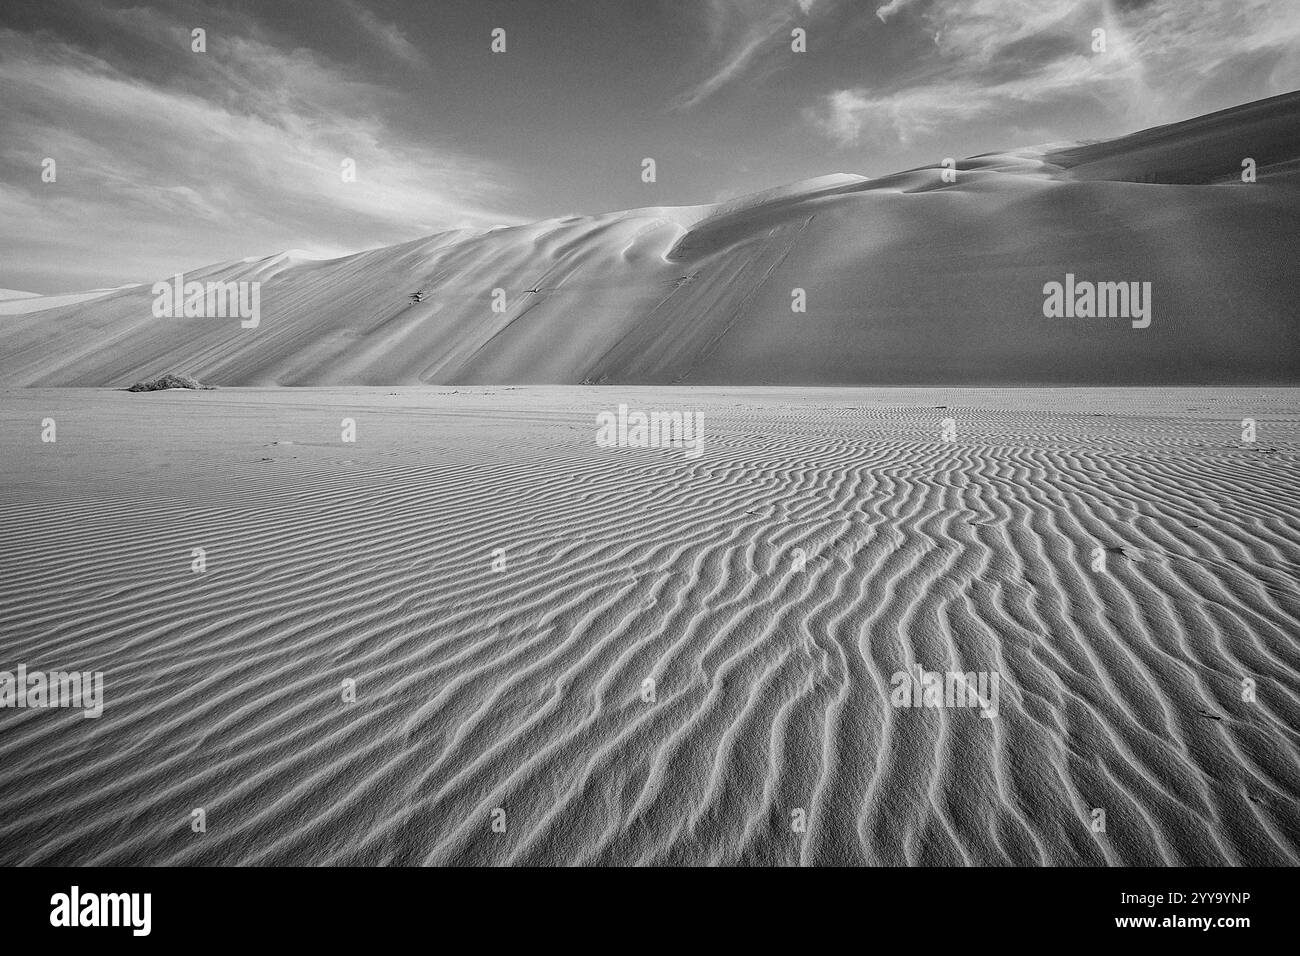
0;12;520;290
808;47;1125;145
874;0;918;23
2;0;1296;291
808;0;1300;145
340;0;424;68
672;0;818;110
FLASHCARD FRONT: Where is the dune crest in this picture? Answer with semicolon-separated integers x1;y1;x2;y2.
1;92;1297;388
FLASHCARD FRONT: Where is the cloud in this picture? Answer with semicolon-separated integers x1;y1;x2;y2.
807;0;1300;145
874;0;919;23
672;0;816;110
340;0;424;68
0;17;520;290
807;55;1122;145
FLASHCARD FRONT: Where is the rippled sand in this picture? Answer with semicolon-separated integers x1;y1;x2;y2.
0;387;1297;865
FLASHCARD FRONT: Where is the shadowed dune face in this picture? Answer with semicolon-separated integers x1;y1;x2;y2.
0;387;1297;866
1;94;1298;387
1048;91;1300;185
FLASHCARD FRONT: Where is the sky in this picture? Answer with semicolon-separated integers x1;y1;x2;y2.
2;0;1298;292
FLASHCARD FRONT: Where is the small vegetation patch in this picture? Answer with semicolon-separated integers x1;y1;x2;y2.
126;373;214;392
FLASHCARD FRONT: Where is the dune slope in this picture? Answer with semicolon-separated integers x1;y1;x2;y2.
1;94;1297;387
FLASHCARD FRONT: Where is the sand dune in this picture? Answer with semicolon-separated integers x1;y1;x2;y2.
1;94;1297;387
1048;91;1300;185
0;387;1296;865
2;93;1297;869
0;286;140;316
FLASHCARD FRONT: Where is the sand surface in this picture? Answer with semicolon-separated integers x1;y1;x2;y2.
0;286;136;316
0;93;1297;387
1;386;1297;865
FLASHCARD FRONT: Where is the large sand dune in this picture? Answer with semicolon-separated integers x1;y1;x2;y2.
1;94;1297;387
0;387;1297;865
0;286;139;317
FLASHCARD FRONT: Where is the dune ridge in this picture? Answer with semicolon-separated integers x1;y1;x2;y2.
0;387;1296;865
1;93;1298;387
0;286;138;316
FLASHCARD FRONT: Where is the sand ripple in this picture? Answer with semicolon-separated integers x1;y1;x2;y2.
0;387;1297;865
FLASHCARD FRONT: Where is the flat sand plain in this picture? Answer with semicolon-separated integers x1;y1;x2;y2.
0;386;1297;865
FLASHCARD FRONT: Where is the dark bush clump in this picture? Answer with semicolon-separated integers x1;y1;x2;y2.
126;373;214;392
